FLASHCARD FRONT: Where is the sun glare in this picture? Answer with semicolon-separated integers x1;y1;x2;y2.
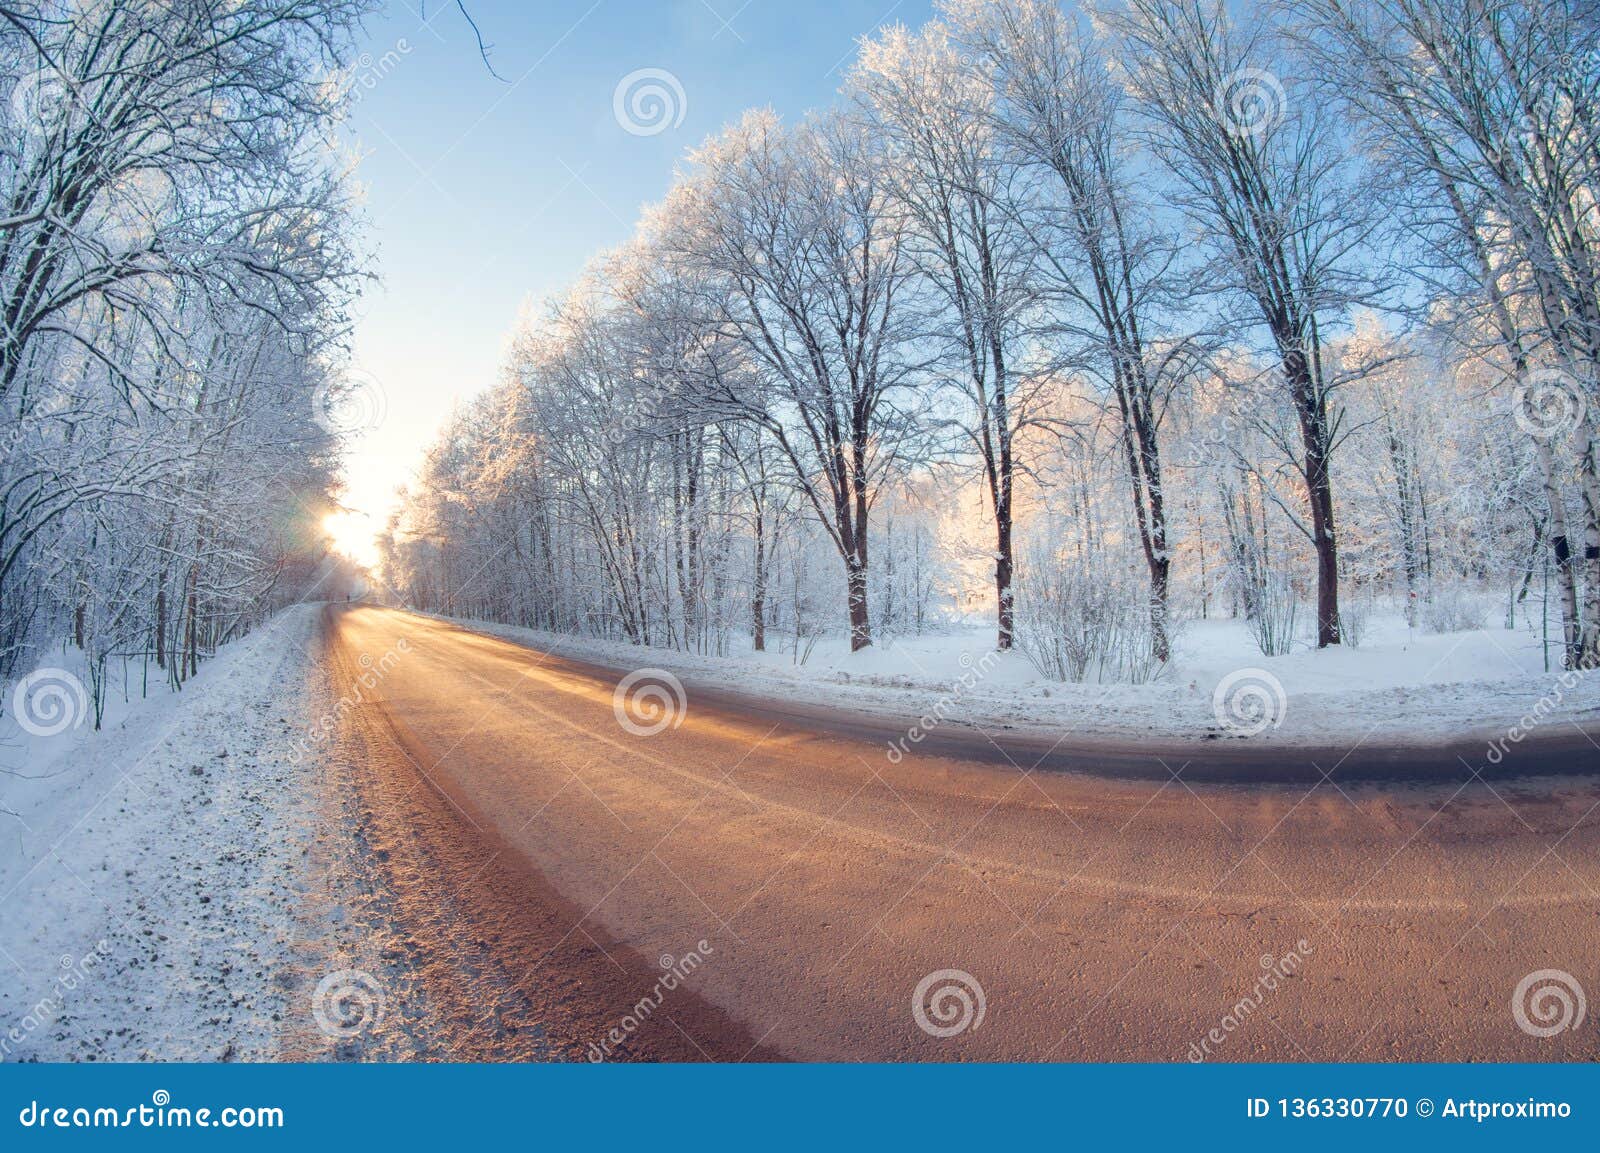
324;509;379;570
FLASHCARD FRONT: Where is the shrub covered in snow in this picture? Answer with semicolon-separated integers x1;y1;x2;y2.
1014;556;1165;684
1421;586;1488;634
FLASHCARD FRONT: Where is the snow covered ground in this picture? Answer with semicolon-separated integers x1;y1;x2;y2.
3;597;1595;1063
0;606;323;1061
448;601;1600;750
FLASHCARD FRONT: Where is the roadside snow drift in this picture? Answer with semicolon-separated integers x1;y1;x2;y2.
0;606;321;1061
446;609;1600;751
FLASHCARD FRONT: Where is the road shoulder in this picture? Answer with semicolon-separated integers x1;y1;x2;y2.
0;606;325;1061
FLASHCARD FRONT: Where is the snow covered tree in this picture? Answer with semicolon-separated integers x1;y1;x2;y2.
1111;0;1390;647
850;21;1041;651
660;111;929;650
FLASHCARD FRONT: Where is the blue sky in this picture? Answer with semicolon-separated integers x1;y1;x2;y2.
332;0;937;563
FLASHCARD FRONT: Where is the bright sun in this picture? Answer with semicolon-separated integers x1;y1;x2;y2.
323;510;379;570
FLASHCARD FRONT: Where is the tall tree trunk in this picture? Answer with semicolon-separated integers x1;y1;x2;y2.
1150;553;1171;665
989;323;1016;653
1535;436;1582;666
751;504;767;653
1379;407;1424;626
995;509;1014;652
1286;346;1341;646
847;555;871;652
1576;428;1600;667
183;564;199;681
155;585;167;670
846;435;873;652
1115;360;1172;664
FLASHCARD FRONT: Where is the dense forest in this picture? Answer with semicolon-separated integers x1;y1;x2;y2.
0;0;370;722
381;0;1600;681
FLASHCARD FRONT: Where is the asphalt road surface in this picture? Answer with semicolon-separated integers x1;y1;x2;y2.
311;605;1600;1062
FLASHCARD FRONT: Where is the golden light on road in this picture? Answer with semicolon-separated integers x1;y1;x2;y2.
324;509;379;570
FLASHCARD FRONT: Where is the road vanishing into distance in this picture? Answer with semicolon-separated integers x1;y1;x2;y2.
307;605;1600;1062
